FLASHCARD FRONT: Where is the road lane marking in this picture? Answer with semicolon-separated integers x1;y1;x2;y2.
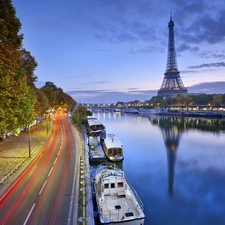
23;203;35;225
48;167;53;177
54;157;57;165
39;180;47;195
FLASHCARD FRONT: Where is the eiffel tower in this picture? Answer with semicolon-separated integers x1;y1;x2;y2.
158;13;187;98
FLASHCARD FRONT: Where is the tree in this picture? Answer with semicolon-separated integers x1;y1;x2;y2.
213;95;222;107
0;0;36;138
40;85;56;108
176;94;193;108
63;92;77;111
40;82;76;111
222;94;225;105
55;87;67;107
0;0;23;47
149;96;165;107
194;94;212;105
116;101;125;107
33;89;49;118
71;106;89;128
21;48;38;88
165;97;177;106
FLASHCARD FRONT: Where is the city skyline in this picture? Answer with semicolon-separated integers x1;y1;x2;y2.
12;0;225;103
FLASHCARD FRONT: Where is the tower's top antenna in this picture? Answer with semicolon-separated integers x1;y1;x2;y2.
168;12;174;27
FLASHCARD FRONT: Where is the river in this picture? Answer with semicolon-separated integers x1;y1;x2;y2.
92;111;225;225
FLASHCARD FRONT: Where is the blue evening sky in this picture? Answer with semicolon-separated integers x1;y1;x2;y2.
12;0;225;104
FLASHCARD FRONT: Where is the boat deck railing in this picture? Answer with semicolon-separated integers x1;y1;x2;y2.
129;185;144;211
96;162;123;176
100;197;143;222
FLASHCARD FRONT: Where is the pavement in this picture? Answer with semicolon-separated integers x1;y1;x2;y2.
69;121;95;225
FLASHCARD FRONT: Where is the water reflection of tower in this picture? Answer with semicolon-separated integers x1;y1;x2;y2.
149;117;184;196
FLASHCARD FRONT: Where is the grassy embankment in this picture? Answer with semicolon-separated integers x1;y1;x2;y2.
0;119;50;184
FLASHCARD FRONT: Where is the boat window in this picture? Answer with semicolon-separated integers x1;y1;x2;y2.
118;182;123;188
117;148;122;155
104;183;109;189
125;212;134;217
111;183;115;188
108;149;113;156
115;205;121;209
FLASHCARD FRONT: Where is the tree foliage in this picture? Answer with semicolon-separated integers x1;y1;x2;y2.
149;94;225;108
213;95;222;107
41;84;56;108
33;89;49;117
0;1;77;140
148;96;165;107
21;48;38;87
71;106;91;128
0;0;36;138
40;81;76;111
176;94;193;106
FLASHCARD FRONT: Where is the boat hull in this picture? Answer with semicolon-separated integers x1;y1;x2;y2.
106;155;124;162
99;216;145;225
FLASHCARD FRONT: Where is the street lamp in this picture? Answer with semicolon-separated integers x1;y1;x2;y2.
28;125;31;158
47;113;51;134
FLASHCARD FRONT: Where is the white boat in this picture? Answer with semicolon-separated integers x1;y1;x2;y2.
88;136;106;162
86;117;106;140
114;108;121;112
102;134;124;162
123;108;139;114
138;108;161;115
93;163;145;225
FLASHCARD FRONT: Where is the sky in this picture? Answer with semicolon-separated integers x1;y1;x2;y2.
12;0;225;104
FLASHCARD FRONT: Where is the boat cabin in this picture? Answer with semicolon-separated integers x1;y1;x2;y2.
103;134;124;161
86;117;106;139
100;170;125;199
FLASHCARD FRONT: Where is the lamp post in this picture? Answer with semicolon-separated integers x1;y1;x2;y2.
28;125;31;158
47;113;50;134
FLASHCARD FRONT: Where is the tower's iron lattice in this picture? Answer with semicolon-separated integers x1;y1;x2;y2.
158;14;187;97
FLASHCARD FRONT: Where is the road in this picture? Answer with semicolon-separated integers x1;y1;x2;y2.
0;111;82;225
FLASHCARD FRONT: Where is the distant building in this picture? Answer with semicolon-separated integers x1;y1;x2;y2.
158;13;187;98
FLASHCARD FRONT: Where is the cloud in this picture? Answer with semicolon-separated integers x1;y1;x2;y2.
66;81;225;104
88;0;225;48
96;49;110;52
175;1;225;41
66;89;157;104
21;0;225;55
90;81;116;85
187;81;225;94
187;62;225;69
177;43;199;53
68;75;82;79
198;51;225;60
181;70;199;74
130;45;165;54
